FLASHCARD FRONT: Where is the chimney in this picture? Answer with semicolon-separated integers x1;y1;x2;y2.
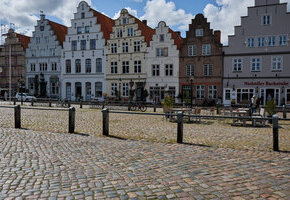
176;31;181;36
214;30;221;43
142;20;147;25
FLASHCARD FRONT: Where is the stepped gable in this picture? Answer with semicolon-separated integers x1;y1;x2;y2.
129;14;155;46
168;28;183;49
90;8;114;41
15;33;30;49
48;20;68;46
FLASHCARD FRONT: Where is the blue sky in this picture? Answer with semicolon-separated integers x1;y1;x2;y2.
0;0;289;44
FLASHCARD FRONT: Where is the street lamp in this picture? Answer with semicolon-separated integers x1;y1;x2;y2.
190;77;194;108
129;79;134;102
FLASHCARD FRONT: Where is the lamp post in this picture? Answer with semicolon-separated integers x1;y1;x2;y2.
18;74;24;105
190;77;193;108
119;78;122;101
129;79;134;102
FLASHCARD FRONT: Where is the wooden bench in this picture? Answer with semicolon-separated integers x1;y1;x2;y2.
252;108;266;127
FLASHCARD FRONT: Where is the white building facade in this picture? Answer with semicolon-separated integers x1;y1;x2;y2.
146;21;182;103
61;1;113;101
223;0;290;106
106;9;155;101
26;14;67;98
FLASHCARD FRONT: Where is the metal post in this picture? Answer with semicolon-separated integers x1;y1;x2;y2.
216;103;220;115
13;98;16;105
80;101;83;109
102;108;109;136
68;107;75;133
283;105;286;119
177;111;183;143
154;104;156;112
272;114;279;152
14;105;21;129
68;101;71;108
31;99;34;106
9;44;11;102
49;101;52;107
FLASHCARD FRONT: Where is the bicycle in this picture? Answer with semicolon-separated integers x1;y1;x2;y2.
130;102;147;112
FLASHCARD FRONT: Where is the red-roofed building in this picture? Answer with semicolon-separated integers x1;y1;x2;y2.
0;29;30;98
61;1;114;101
106;8;155;101
146;21;183;103
26;13;68;98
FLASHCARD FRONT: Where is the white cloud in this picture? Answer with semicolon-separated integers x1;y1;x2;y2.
140;0;194;30
113;7;139;19
0;0;91;38
204;0;290;44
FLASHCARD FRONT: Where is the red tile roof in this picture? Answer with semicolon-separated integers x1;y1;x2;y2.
90;8;114;41
131;15;155;46
168;29;183;50
48;20;68;46
15;33;30;49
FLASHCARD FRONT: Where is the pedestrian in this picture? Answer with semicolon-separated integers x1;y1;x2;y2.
4;92;8;101
251;95;257;113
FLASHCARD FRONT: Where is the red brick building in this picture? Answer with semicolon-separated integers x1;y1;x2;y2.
179;14;223;106
0;29;30;98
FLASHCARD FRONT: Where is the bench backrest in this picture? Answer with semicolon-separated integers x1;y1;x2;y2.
260;108;265;117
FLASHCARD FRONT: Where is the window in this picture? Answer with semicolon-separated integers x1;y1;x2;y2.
66;83;72;100
122;61;129;74
225;89;231;101
85;59;91;73
50;78;59;95
165;64;173;76
233;58;243;72
51;63;57;71
134;41;141;52
81;12;85;19
50;48;55;56
134;60;141;73
96;58;102;73
28;78;34;90
122;42;128;53
209;86;217;99
188;45;197;56
160;34;164;42
81;40;86;50
31;50;36;57
122;83;129;97
247;37;255;47
262;15;271;25
152;65;160;76
272;56;283;71
75;59;81;73
268;36;276;46
127;28;134;37
122;18;128;25
237;89;254;104
196;29;203;37
258;37;265;47
287;89;290;105
66;60;71;73
111;62;117;74
279;35;287;46
111;83;117;96
45;36;49;43
117;29;123;38
203;64;213;76
90;39;96;50
30;63;36;72
251;57;261;72
196;85;205;99
111;43;117;53
156;48;168;57
202;44;211;56
168;87;176;99
186;64;194;76
77;27;82;34
36;37;40;44
95;82;103;98
85;26;90;33
71;41;77;51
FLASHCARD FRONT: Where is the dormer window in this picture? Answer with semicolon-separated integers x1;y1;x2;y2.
81;12;85;19
160;34;164;42
196;29;203;37
122;18;128;25
40;26;44;31
262;15;271;25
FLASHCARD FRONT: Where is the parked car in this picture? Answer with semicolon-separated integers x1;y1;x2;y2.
15;93;37;102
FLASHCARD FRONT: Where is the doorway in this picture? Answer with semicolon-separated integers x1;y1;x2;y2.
75;82;82;101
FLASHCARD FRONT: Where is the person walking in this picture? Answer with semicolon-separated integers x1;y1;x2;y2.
251;95;257;113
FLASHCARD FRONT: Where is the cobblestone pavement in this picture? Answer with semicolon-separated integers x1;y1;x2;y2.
0;127;289;199
0;106;289;152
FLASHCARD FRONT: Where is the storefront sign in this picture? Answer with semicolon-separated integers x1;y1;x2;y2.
244;81;289;86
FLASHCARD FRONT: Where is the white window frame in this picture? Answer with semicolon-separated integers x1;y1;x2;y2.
111;62;118;74
268;36;276;46
203;64;213;76
122;42;128;53
251;57;261;72
196;85;205;99
152;65;160;76
122;83;129;97
262;15;271;25
257;37;265;47
208;85;217;99
165;64;173;76
127;27;134;37
195;29;203;37
134;41;141;52
111;43;117;54
188;45;197;56
117;29;123;38
122;61;129;74
232;58;243;72
202;44;211;56
111;83;117;96
247;37;255;47
271;56;283;71
186;64;194;76
279;35;287;46
156;48;168;57
134;60;141;73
